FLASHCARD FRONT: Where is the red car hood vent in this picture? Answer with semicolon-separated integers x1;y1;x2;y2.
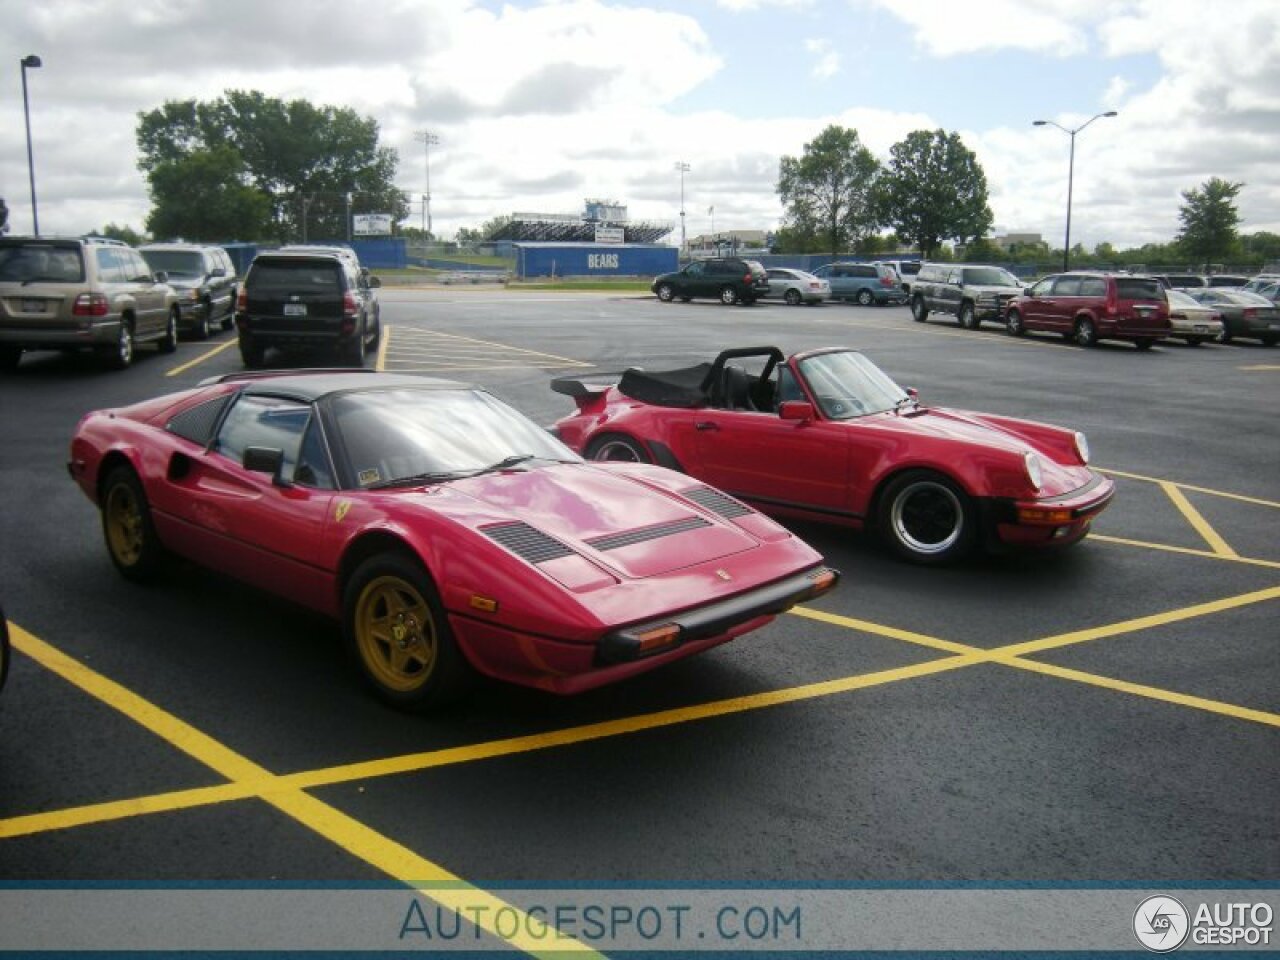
682;486;753;519
455;466;756;578
480;521;574;564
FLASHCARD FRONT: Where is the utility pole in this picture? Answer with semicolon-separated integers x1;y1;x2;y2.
415;130;440;239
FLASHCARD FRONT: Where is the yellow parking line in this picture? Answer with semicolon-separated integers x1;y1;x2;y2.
1091;534;1280;570
0;782;254;840
5;624;602;959
1238;365;1280;371
165;338;237;377
398;330;592;367
374;322;390;372
1099;469;1280;509
1160;481;1239;557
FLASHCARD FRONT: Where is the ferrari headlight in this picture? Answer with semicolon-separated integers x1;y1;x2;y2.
1073;431;1090;465
1024;452;1043;491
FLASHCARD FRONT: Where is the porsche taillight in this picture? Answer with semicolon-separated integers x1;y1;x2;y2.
72;293;109;317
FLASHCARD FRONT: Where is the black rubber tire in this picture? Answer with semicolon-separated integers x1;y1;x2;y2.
959;302;978;329
239;334;266;369
585;434;651;463
1006;309;1025;337
856;289;874;306
1134;338;1155;351
784;289;802;306
719;285;738;306
1183;338;1202;347
100;466;165;582
1074;318;1098;348
0;346;22;371
104;321;135;370
876;470;976;566
340;320;366;366
911;297;928;322
194;304;212;340
158;308;179;354
343;552;472;711
1262;335;1278;347
656;283;675;302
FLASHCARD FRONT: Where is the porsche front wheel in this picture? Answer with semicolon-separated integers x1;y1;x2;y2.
586;434;651;463
101;466;164;582
344;553;471;711
877;470;975;565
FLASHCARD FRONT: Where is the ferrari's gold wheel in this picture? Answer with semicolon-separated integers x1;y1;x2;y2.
343;552;472;710
105;482;145;568
353;575;438;692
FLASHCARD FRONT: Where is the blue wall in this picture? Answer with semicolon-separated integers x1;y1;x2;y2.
515;244;677;278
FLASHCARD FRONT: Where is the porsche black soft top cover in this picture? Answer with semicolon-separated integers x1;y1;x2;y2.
618;362;712;408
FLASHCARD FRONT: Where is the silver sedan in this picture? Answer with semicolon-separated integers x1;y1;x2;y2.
764;268;831;305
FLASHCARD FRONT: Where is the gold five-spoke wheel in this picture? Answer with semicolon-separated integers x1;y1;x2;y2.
353;575;438;692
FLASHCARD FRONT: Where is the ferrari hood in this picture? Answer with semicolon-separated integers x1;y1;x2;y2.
448;464;759;578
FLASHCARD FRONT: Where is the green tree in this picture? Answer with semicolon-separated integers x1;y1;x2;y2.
137;90;408;242
776;125;881;255
144;147;270;242
1176;177;1242;263
94;222;147;246
879;129;993;259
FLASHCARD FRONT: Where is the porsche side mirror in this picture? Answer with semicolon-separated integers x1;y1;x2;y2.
243;446;288;486
778;401;814;422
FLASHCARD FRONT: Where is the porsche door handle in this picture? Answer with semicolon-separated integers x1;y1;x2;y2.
694;421;719;431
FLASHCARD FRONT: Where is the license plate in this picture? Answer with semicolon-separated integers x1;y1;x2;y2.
21;299;46;313
283;304;307;317
1194;325;1208;333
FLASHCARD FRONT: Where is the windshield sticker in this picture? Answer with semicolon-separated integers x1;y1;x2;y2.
358;468;381;486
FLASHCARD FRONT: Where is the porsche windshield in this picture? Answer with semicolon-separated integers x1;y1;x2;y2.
331;388;580;487
796;351;910;420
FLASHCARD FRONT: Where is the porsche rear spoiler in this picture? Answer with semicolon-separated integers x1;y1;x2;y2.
550;374;624;399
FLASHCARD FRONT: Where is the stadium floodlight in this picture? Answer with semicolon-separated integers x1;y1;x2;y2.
415;130;440;237
674;161;690;253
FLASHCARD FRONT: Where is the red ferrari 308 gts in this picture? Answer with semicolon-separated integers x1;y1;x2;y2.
67;370;837;709
551;346;1115;564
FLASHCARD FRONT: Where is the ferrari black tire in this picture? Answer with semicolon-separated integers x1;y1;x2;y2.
656;283;675;302
159;308;179;354
1006;308;1025;337
876;470;976;566
784;289;802;306
585;434;651;463
344;552;472;711
101;466;165;582
719;285;738;305
911;296;928;322
856;289;874;306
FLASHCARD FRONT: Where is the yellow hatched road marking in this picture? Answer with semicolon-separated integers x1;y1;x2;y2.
1099;469;1280;509
389;328;591;367
1090;535;1280;570
1159;481;1239;557
5;625;602;959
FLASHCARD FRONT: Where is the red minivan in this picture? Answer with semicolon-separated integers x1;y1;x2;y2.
1005;272;1170;349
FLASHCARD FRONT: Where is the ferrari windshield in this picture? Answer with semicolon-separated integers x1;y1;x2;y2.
331;388;580;487
796;351;910;420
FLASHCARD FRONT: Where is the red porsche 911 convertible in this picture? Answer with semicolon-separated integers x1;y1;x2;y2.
551;347;1115;564
67;370;837;709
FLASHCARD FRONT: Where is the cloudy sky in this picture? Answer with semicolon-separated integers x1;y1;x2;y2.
3;0;1278;250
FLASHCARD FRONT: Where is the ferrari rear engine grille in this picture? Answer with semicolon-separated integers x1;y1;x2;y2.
683;486;753;519
585;516;711;551
481;522;574;564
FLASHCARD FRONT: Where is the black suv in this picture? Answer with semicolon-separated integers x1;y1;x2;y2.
140;243;238;340
652;258;770;305
235;250;381;368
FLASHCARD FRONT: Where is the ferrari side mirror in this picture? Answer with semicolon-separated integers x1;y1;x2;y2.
243;446;289;486
778;401;815;422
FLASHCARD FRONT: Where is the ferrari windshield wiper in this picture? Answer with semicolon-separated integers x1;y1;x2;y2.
365;471;462;490
368;454;571;489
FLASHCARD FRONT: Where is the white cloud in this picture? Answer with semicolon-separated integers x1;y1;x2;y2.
804;38;841;79
865;0;1101;57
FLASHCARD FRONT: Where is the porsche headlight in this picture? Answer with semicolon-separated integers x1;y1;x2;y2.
1073;431;1090;465
1024;452;1043;491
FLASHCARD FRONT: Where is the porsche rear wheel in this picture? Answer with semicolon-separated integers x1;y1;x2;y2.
586;434;651;463
877;470;976;565
344;553;471;711
101;466;164;582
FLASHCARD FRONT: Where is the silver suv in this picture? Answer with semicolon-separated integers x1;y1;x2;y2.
910;263;1024;328
0;236;179;370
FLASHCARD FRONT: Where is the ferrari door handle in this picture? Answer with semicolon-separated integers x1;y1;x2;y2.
694;421;719;431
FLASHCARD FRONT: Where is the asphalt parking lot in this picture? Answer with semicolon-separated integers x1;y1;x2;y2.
0;289;1276;951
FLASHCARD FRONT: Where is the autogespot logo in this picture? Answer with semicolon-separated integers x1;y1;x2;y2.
1134;895;1190;952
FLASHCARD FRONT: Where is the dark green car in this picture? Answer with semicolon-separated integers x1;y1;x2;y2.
652;257;771;305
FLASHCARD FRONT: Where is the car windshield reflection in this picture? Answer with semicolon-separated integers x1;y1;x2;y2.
331;388;581;487
796;351;910;420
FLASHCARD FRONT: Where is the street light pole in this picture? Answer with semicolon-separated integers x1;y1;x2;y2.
20;54;42;237
1033;111;1117;271
415;130;439;239
674;161;690;254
